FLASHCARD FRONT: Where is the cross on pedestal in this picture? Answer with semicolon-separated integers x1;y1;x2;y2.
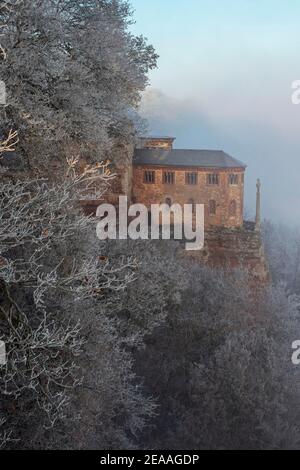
255;178;261;231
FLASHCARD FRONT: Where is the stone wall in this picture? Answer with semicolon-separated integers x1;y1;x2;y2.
132;165;245;228
186;223;269;282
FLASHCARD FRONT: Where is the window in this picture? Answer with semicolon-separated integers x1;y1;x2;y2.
209;200;216;215
163;171;175;185
188;198;196;215
207;173;219;185
185;172;198;185
229;174;239;185
241;174;244;184
229;200;237;217
165;197;172;207
144;170;155;184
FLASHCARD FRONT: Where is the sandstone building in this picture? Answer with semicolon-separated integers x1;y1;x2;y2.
81;134;268;282
133;136;246;228
133;137;268;282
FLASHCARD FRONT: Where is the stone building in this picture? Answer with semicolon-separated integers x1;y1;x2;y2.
81;134;268;282
132;137;246;228
132;136;268;282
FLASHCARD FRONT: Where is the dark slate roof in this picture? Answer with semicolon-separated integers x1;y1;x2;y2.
140;136;176;140
133;149;246;169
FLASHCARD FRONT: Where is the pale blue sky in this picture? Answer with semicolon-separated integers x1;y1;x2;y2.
130;0;300;224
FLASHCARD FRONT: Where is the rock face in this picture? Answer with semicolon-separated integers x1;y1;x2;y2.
186;222;269;283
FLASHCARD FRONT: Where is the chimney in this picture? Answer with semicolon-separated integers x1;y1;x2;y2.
138;136;175;151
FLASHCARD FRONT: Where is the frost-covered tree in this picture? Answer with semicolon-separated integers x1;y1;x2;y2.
2;0;300;452
133;260;300;450
0;139;157;448
0;1;159;448
263;220;300;293
0;0;158;174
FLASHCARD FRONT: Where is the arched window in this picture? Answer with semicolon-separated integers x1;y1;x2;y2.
188;198;196;215
165;197;172;207
229;200;237;217
209;200;216;215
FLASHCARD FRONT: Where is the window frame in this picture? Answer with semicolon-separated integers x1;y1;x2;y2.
144;170;156;184
207;173;219;185
165;197;172;207
229;174;239;185
185;172;198;185
163;171;175;185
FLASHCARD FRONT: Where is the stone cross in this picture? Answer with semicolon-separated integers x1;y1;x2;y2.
255;178;261;230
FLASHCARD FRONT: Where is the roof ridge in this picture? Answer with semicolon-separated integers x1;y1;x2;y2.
133;148;247;168
137;148;228;153
170;148;224;152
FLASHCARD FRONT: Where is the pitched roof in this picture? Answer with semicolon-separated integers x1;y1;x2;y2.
140;136;176;140
133;149;246;169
